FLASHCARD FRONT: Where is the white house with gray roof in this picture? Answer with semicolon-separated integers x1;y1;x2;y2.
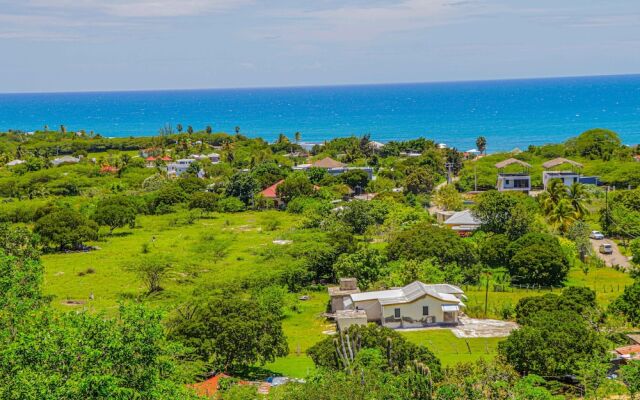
344;281;466;329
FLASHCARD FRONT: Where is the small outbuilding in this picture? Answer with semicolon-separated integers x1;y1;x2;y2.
443;210;481;236
335;309;368;331
328;278;361;313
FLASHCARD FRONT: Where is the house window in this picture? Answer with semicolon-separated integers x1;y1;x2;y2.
394;308;401;319
505;179;510;185
422;306;429;316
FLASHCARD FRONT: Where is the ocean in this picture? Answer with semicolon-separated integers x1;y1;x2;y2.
1;74;640;151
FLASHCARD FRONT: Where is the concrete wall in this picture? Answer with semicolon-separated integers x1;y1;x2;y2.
353;299;382;322
380;296;459;328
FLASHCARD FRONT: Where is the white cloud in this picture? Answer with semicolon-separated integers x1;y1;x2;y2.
15;0;252;18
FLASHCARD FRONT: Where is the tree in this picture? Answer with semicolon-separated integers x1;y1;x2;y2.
609;280;640;326
567;182;590;219
547;198;577;234
433;184;463;211
187;125;194;134
93;196;137;234
477;234;510;268
631;238;640;267
126;256;172;293
176;124;183;133
294;131;301;143
388;222;476;268
472;191;535;239
404;167;435;194
475;136;487;155
567;220;592;262
507;233;570;286
0;304;199;399
568;128;622;160
188;192;218;213
621;361;640;400
307;324;441;379
276;171;315;203
336;200;388;235
498;310;607;376
251;162;288;189
35;209;99;251
333;246;387;290
225;172;259;205
168;288;288;373
206;125;213;134
339;169;369;191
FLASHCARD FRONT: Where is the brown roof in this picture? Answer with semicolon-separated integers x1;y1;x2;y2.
542;157;583;169
495;158;532;169
312;157;345;169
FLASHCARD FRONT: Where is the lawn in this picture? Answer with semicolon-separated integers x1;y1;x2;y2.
42;209;306;312
40;208;635;378
401;330;503;366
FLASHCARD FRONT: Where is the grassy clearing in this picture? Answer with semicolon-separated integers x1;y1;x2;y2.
401;330;503;366
41;209;634;377
42;209;305;312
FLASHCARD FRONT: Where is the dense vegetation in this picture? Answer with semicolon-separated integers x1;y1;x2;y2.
0;127;638;398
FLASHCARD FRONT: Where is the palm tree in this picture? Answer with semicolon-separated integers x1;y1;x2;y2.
541;179;567;215
567;182;590;219
476;136;487;155
294;131;301;143
206;125;213;134
549;199;578;234
187;125;194;134
176;124;183;133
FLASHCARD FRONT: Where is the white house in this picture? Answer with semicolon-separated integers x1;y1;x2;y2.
293;157;374;180
189;153;220;164
166;159;197;177
51;155;81;166
444;210;481;235
495;158;531;192
5;159;25;167
340;281;466;328
542;157;583;189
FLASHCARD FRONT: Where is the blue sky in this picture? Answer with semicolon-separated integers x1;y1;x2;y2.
1;0;639;92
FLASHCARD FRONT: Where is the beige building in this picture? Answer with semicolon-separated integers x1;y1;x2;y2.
348;282;466;329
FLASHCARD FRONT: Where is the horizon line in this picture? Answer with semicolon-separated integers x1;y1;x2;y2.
2;72;639;96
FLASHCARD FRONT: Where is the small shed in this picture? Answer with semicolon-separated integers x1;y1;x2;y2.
336;310;368;331
328;278;360;313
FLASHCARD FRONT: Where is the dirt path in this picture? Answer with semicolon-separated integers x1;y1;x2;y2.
590;238;631;269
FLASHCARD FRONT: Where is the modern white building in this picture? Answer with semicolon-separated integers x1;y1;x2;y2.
166;159;198;177
332;281;466;329
542;158;583;189
495;158;532;192
189;153;220;164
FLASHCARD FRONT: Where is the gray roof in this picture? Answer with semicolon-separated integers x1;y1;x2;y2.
542;157;583;169
444;210;480;226
351;281;464;306
495;158;531;169
52;156;80;165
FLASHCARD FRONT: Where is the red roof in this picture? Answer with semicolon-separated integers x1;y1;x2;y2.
259;180;319;198
160;155;173;161
260;180;284;198
616;345;640;357
145;156;156;161
99;165;118;173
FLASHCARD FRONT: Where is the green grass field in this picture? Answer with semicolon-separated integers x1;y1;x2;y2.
40;209;635;378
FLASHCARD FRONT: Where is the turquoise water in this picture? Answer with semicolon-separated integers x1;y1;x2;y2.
1;74;640;151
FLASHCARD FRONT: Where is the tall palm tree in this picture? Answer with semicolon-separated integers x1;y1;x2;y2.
476;136;487;155
541;179;567;215
549;199;578;234
294;131;301;143
567;182;590;219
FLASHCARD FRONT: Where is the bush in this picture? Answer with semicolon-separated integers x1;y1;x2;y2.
507;233;570;286
34;209;99;251
217;196;245;213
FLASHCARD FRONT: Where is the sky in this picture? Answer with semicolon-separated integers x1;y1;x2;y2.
1;0;640;92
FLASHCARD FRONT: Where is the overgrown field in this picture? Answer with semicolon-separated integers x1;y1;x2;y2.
41;209;634;378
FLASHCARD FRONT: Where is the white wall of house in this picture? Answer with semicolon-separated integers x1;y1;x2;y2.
497;174;530;191
379;296;458;328
543;171;579;189
353;299;382;322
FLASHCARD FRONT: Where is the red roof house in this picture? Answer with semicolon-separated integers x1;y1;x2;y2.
99;165;119;174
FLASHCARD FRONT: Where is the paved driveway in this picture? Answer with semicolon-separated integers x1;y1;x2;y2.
450;316;518;338
590;238;630;269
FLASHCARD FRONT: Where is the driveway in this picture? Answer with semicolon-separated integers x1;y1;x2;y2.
590;238;630;269
450;316;518;338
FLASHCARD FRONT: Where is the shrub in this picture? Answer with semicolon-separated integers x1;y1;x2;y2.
217;197;245;213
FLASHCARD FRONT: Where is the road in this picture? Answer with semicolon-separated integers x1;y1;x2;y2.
590;238;631;269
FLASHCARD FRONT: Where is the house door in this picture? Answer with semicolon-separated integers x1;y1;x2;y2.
443;312;457;323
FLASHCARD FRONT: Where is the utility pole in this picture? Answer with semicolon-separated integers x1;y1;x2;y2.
484;274;489;318
445;162;453;184
474;163;478;192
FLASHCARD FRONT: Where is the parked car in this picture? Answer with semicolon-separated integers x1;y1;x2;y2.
599;243;613;254
590;231;605;240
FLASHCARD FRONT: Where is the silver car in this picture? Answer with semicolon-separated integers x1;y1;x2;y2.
590;231;604;240
599;243;613;254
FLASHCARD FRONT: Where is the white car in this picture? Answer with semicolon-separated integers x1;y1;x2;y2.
590;231;605;240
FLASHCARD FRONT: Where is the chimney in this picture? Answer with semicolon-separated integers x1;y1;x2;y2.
339;278;358;291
